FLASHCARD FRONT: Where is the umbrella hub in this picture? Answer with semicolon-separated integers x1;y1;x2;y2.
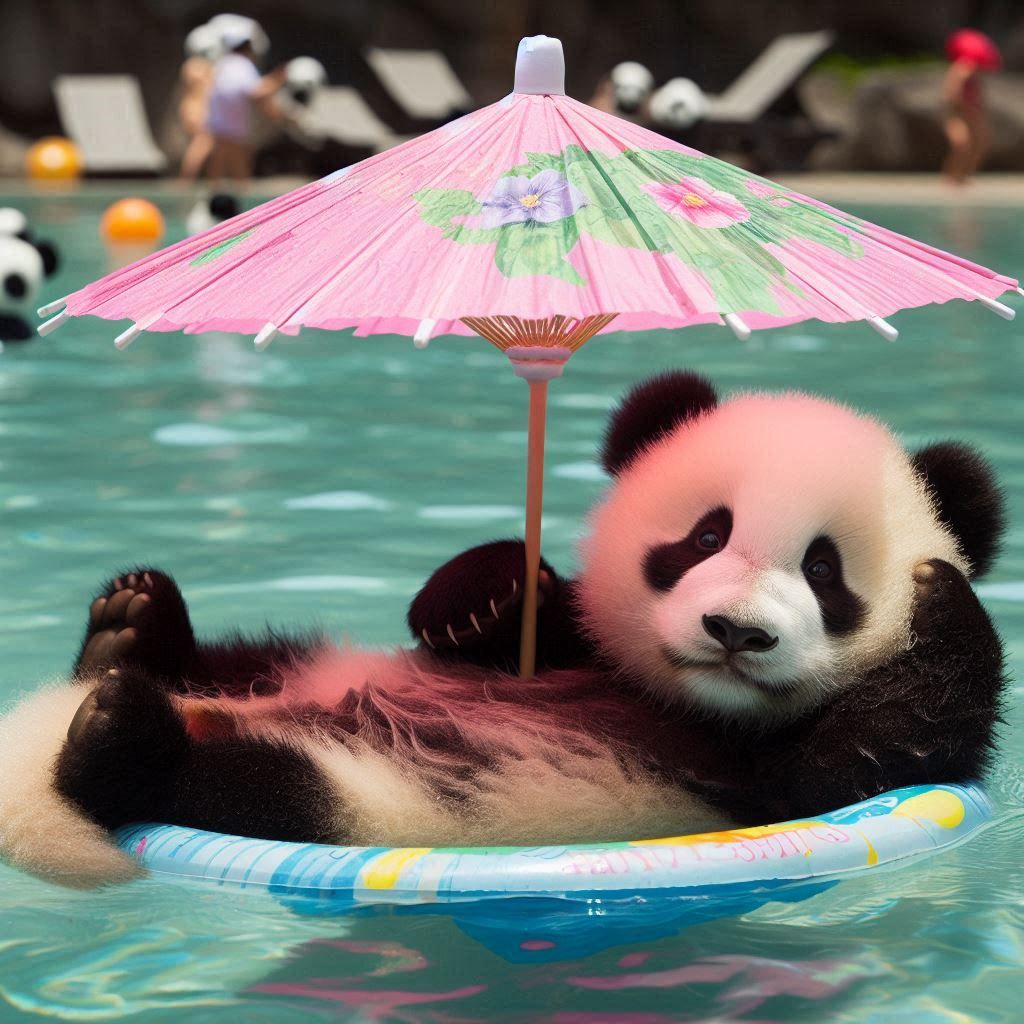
506;346;571;381
461;312;618;379
514;35;565;97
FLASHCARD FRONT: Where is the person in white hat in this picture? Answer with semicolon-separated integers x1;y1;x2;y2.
205;20;288;181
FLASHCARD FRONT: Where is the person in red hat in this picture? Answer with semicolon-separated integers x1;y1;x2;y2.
943;29;1001;185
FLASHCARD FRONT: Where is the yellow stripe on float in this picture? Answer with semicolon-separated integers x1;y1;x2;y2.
891;790;965;829
362;848;432;890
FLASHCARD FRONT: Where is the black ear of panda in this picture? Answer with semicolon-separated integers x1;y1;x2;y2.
35;240;59;277
601;371;718;477
912;442;1006;578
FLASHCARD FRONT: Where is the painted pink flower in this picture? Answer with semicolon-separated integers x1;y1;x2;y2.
643;176;750;228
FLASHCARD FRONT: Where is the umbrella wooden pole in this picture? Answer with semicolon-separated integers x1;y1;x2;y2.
459;314;619;678
519;378;548;678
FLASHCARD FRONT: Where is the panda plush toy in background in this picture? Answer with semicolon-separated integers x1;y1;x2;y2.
649;77;708;131
0;208;60;348
284;56;328;108
0;373;1006;886
610;61;655;115
185;192;241;237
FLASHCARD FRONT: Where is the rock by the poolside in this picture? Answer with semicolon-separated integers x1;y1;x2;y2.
807;68;1024;171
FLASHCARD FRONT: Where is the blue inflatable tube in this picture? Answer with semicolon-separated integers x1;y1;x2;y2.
115;783;991;910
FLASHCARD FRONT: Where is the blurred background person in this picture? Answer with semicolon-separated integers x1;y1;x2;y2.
206;23;288;182
942;28;1002;185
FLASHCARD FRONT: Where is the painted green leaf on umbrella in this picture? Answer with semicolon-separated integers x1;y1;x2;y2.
495;219;585;285
189;229;255;267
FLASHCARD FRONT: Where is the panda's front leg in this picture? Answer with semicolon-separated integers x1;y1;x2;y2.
55;668;190;831
54;670;339;842
747;559;1005;822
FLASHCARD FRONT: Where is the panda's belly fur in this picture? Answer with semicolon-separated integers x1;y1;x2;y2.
0;647;731;884
189;646;731;847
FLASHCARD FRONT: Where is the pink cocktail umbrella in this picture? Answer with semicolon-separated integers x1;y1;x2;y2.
39;36;1019;678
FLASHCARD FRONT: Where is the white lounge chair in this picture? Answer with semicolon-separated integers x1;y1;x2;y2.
53;75;167;175
365;48;472;122
302;86;408;153
704;31;835;123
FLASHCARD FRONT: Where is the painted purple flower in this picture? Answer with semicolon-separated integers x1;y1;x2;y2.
644;176;750;229
480;169;587;228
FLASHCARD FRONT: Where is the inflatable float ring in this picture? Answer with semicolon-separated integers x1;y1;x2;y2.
115;783;991;911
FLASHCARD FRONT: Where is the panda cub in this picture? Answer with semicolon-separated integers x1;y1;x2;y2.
0;372;1006;887
0;208;60;346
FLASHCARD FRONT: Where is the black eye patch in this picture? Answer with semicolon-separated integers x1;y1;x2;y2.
643;506;733;592
802;535;866;635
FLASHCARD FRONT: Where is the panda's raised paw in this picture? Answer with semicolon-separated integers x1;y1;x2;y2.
76;568;196;680
420;570;554;650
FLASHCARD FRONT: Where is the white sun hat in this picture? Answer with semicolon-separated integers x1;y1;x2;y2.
185;23;223;61
208;13;270;57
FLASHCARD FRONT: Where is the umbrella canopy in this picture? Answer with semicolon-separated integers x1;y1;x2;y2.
39;36;1019;677
40;38;1018;346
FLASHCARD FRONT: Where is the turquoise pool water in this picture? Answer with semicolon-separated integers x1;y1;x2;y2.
0;190;1021;1021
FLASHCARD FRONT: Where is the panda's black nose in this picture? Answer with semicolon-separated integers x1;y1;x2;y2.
702;615;778;653
3;273;27;299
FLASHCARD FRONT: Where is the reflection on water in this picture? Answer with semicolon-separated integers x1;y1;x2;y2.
0;194;1021;1020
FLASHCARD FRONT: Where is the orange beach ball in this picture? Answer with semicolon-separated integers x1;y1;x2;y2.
25;137;83;182
100;198;165;245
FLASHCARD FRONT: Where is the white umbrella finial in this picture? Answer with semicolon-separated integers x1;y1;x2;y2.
514;36;565;96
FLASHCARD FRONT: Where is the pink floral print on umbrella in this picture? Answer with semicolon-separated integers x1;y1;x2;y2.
644;175;750;228
480;169;588;228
